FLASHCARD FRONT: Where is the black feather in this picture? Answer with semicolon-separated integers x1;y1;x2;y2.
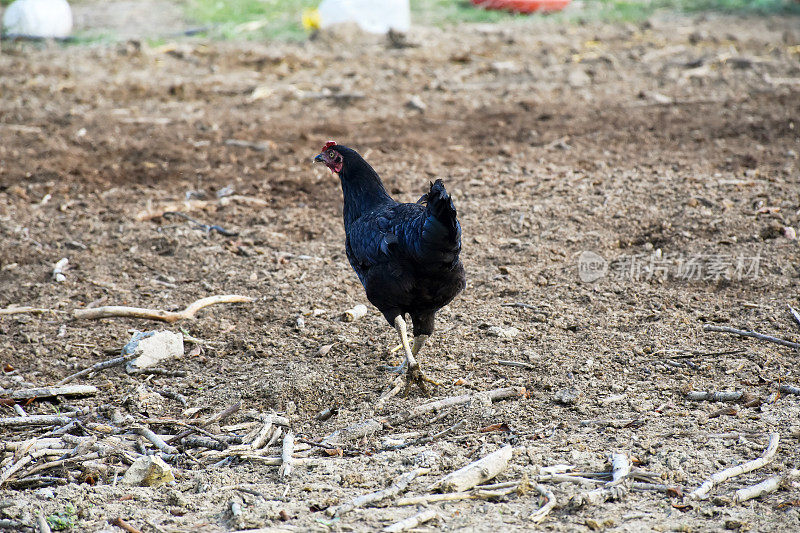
331;145;465;337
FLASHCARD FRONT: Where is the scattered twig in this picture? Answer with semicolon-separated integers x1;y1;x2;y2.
109;517;143;533
0;455;33;486
788;306;800;330
703;324;800;351
779;384;800;396
530;484;557;524
733;475;783;503
383;420;465;451
73;295;254;323
0;306;56;316
155;390;188;407
58;353;139;385
431;445;513;493
689;432;780;500
495;360;535;370
686;390;752;403
2;385;98;401
224;139;272;152
36;512;51;533
278;432;295;479
329;468;429;516
131;426;179;455
0;415;74;428
162;211;239;237
375;376;404;411
389;387;526;427
569;480;630;508
383;509;437;533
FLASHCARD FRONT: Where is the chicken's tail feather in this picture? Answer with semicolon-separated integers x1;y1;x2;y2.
420;179;461;265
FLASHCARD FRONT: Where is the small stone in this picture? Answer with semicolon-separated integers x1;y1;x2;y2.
414;450;441;469
554;387;581;405
125;330;184;372
783;226;796;240
725;519;749;531
585;518;602;530
34;487;55;499
122;456;174;487
405;95;426;112
487;326;519;339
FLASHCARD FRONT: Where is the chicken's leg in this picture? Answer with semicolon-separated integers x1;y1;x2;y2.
390;315;439;395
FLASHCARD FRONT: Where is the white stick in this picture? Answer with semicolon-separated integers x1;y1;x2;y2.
432;445;513;493
330;467;429;516
383;509;437;533
72;295;253;323
611;453;631;483
0;455;32;486
249;416;274;449
342;304;368;322
5;385;98;400
689;432;780;500
530;484;557;524
733;475;783;503
278;432;295;479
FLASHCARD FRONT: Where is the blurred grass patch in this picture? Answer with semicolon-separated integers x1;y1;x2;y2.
180;0;800;40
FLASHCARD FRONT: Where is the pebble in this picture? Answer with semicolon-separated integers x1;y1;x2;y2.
487;326;519;339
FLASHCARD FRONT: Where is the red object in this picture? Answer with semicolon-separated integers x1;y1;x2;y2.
471;0;571;13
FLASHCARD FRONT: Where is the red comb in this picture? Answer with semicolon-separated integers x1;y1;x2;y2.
322;140;336;151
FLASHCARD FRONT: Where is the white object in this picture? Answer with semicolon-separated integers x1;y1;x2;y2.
125;330;184;372
121;456;174;487
2;0;73;38
318;0;410;34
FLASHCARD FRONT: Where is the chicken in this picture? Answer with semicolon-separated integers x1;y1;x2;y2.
314;141;465;394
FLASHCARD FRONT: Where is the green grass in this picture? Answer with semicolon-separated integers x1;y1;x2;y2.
183;0;800;41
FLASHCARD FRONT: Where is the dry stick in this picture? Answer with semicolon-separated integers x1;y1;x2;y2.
0;455;33;486
3;385;98;400
131;426;179;455
534;474;603;486
0;306;55;316
36;512;52;533
58;353;138;385
329;467;430;516
375;375;404;411
73;294;254;323
530;484;557;525
383;509;437;533
432;445;514;493
495;360;535;370
631;482;684;493
109;517;144;533
687;390;747;402
0;415;74;427
779;384;800;396
278;432;295;479
383;420;465;451
733;475;783;503
388;386;526;427
250;416;275;449
703;324;800;350
324;387;525;446
166;402;241;445
689;432;780;500
788;306;800;330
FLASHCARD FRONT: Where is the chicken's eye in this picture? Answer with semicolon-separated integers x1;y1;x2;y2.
328;150;336;159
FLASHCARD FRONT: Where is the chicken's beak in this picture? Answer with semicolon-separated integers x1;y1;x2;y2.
313;153;325;164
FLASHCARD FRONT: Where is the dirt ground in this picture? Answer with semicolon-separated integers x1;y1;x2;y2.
1;8;800;533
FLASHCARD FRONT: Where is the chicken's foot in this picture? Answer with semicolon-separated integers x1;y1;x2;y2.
391;316;438;395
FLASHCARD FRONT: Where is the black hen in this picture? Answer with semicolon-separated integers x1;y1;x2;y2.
314;141;465;392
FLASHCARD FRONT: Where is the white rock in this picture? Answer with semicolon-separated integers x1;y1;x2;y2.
487;326;519;339
784;226;797;240
342;304;368;322
125;330;184;372
3;0;72;38
121;456;174;487
405;95;426;112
